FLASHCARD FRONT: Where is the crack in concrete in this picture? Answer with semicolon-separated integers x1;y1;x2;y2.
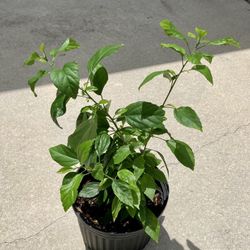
0;211;71;246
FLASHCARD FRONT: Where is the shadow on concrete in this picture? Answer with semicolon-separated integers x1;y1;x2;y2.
0;0;249;92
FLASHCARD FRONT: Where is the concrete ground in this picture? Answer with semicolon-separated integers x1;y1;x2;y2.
0;0;250;250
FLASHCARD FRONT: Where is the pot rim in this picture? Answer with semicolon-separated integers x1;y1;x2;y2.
73;181;169;238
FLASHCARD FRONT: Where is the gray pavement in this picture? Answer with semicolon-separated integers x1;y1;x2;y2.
0;0;250;250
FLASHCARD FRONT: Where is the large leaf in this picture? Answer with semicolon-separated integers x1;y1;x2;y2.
96;110;110;133
77;139;95;164
174;106;202;131
139;70;165;90
166;139;195;170
139;173;156;201
92;163;104;181
50;38;80;57
87;44;124;74
95;133;111;157
161;43;186;56
50;91;70;128
160;19;185;40
113;145;131;164
209;37;240;48
50;62;80;98
60;172;84;211
192;64;213;84
79;182;100;198
124;101;165;130
117;169;136;186
111;196;122;222
112;180;140;208
91;65;108;95
68;117;97;151
49;144;79;167
138;207;160;242
28;70;47;97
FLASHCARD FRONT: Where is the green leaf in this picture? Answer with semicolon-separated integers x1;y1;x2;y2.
27;70;47;97
112;180;139;208
68;117;97;151
195;27;207;40
95;133;111;157
139;173;156;201
209;37;240;48
113;145;131;164
77;139;95;164
201;53;213;63
112;196;122;222
57;166;74;174
160;19;185;40
192;64;213;84
150;150;169;176
139;70;165;90
174;106;202;131
117;169;136;185
87;44;124;74
49;144;79;167
124;101;165;130
163;69;176;81
187;32;196;39
99;178;112;190
138;207;160;242
133;156;145;180
50;38;80;57
126;206;137;218
91;65;108;95
60;172;84;211
161;43;186;56
79;182;100;198
50;91;70;128
187;52;213;64
50;62;80;98
24;52;46;65
145;166;167;183
92;163;104;181
96;110;110;133
166;139;195;170
39;43;45;54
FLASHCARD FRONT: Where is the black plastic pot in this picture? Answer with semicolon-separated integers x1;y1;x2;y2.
73;182;169;250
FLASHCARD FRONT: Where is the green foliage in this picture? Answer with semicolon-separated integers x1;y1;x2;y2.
26;21;239;243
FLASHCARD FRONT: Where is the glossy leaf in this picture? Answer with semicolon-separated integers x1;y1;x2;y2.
117;169;136;185
24;52;46;65
91;65;108;95
124;101;165;130
209;37;240;48
92;163;104;181
77;139;95;164
60;172;84;211
133;156;145;180
50;91;70;128
57;166;74;174
28;70;47;97
50;62;80;99
113;145;131;164
99;178;112;190
187;52;213;64
112;196;122;222
166;139;195;170
161;43;186;56
49;144;79;167
160;19;185;40
139;70;165;90
87;44;124;74
174;106;202;131
96;110;110;133
145;166;167;183
95;133;111;157
50;38;80;57
192;64;213;84
139;173;156;201
79;182;100;198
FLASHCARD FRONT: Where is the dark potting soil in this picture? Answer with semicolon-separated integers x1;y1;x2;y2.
74;189;165;234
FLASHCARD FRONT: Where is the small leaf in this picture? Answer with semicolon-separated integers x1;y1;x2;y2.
39;43;45;54
49;144;79;167
50;91;70;128
117;169;136;186
187;52;213;64
24;52;46;65
92;163;104;181
60;172;84;211
209;37;240;48
161;43;186;56
96;110;110;133
79;182;100;198
187;32;196;39
166;139;195;170
50;38;80;57
112;196;122;222
57;166;74;174
139;173;156;201
163;69;176;81
174;106;202;131
91;65;108;95
160;19;185;40
139;71;165;90
87;44;124;74
113;145;131;164
192;64;213;84
27;70;47;97
50;62;80;98
95;133;111;157
195;27;208;39
133;156;145;180
77;139;95;164
99;178;112;190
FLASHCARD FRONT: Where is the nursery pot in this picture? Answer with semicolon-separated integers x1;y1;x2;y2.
73;182;169;250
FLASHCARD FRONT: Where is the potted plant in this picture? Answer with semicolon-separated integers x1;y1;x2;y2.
25;19;239;250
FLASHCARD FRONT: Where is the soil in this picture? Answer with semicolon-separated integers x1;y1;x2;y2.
74;182;168;234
